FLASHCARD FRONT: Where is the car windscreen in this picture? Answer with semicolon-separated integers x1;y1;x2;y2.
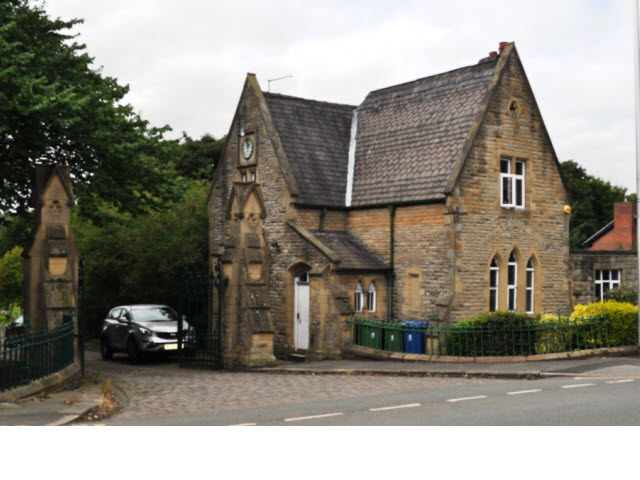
131;307;177;322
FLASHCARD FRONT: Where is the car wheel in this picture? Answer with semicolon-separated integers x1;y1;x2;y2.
100;337;113;360
127;338;141;364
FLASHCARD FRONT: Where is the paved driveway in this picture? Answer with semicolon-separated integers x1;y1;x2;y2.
84;350;499;421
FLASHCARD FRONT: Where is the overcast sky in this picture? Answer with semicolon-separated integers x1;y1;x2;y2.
43;0;637;193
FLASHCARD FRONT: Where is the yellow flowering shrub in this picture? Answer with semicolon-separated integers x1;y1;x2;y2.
570;301;638;346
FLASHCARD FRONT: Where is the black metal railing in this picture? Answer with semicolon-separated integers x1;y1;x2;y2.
1;315;75;392
347;315;616;357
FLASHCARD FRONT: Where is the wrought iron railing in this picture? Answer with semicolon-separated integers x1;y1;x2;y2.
347;315;616;357
0;315;75;392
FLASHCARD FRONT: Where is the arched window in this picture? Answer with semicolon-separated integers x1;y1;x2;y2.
354;282;364;313
526;258;535;314
489;256;499;312
507;252;518;312
367;282;377;313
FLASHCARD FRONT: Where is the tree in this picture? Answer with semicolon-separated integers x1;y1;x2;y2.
174;133;226;180
0;0;179;222
73;180;209;330
0;214;31;256
560;160;627;249
0;245;23;317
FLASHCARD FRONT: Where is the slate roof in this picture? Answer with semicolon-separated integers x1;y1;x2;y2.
351;59;498;206
262;55;499;207
263;92;355;207
582;221;614;248
308;230;390;271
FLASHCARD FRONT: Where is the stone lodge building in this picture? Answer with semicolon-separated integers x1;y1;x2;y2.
208;42;573;368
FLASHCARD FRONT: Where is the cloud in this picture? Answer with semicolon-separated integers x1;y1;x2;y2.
44;0;638;193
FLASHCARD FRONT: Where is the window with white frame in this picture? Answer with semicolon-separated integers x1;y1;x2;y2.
507;252;518;311
367;282;377;313
354;282;364;312
526;258;535;314
500;157;525;208
595;269;621;301
489;256;499;312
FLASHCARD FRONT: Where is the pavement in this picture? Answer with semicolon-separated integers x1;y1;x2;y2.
1;351;639;426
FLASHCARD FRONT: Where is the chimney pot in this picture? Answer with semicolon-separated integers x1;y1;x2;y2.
489;51;497;57
499;42;508;54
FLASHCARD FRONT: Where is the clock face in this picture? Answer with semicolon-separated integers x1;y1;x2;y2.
241;138;254;160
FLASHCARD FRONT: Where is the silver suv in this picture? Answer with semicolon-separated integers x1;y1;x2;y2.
100;304;190;363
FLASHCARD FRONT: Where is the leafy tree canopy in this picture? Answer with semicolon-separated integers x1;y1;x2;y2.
560;160;628;249
0;245;23;313
0;0;179;222
73;180;209;326
174;133;225;180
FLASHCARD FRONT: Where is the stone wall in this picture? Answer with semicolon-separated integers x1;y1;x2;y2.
570;250;638;307
448;50;571;321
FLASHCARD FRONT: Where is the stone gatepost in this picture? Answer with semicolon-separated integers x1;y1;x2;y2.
219;182;276;368
22;165;80;332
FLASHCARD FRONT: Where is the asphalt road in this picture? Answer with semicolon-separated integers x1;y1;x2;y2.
96;374;639;426
76;347;640;426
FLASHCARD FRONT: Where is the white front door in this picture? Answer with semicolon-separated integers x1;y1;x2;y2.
294;272;310;350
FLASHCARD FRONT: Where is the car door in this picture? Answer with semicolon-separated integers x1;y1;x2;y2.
114;308;132;350
104;308;122;348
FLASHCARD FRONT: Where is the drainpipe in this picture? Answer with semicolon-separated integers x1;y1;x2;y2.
319;207;327;232
387;205;396;322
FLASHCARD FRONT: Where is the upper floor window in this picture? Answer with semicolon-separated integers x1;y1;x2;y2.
354;282;364;312
489;256;499;312
367;282;377;313
500;157;525;209
595;269;620;301
507;252;518;311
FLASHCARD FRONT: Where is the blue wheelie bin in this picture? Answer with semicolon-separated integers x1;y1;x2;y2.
402;321;428;354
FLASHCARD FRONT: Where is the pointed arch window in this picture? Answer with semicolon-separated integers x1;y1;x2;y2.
489;256;499;312
354;282;364;313
526;258;535;314
367;282;377;313
507;252;518;312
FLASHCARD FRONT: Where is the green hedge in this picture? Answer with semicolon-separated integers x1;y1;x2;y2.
444;311;538;356
604;285;638;305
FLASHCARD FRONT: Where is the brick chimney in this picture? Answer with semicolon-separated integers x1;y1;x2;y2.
588;202;637;250
612;202;637;249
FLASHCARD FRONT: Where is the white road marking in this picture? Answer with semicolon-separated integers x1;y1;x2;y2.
230;423;257;426
606;379;635;384
446;395;487;403
562;383;594;389
507;389;542;395
284;412;344;422
369;403;421;411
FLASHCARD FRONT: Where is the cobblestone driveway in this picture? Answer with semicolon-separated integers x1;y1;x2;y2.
85;350;497;421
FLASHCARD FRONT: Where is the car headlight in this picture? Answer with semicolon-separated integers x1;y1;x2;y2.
139;327;152;336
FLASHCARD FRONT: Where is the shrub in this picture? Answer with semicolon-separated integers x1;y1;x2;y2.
535;313;611;352
570;301;638;346
604;285;638;305
445;311;537;356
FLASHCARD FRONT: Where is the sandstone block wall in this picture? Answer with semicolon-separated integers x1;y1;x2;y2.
570;250;638;306
448;51;571;321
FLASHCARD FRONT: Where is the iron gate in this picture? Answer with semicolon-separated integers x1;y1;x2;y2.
177;260;226;369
